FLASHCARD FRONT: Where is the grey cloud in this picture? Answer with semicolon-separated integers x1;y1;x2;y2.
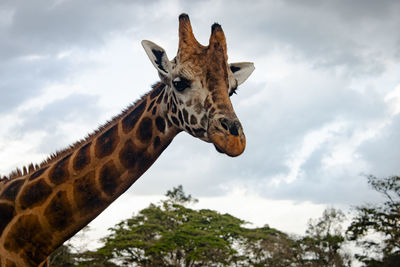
301;0;400;21
0;0;152;60
358;114;400;177
0;0;158;114
265;169;383;205
0;57;74;114
14;93;101;131
260;140;381;204
203;0;400;75
10;93;102;154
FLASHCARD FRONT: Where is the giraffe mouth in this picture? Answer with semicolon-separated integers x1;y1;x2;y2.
209;130;246;157
214;144;225;154
206;114;246;157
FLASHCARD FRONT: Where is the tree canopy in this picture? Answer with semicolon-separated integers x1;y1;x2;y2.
51;175;400;266
76;185;301;266
347;175;400;266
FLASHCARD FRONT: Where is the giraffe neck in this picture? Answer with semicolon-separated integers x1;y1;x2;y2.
0;82;180;266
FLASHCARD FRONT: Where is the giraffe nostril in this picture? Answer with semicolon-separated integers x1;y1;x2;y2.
219;118;241;136
229;121;240;136
220;118;229;131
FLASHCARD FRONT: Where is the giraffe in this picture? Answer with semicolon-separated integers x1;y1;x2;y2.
0;14;254;266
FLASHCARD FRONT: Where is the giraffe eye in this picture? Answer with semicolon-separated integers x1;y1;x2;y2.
172;77;191;92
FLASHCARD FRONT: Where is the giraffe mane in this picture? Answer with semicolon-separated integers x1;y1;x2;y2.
0;82;166;185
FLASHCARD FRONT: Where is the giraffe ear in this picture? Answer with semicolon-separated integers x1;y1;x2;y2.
229;62;255;86
142;40;171;80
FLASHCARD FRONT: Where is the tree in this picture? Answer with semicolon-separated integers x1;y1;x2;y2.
88;185;243;266
49;244;77;267
55;186;365;266
241;225;303;266
79;185;302;266
347;175;400;266
165;185;198;205
49;226;105;267
300;208;351;266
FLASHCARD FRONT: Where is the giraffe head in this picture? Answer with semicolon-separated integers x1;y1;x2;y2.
142;14;254;157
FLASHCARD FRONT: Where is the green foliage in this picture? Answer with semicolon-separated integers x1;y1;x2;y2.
56;180;400;267
347;175;400;266
165;185;198;205
78;185;303;266
92;186;242;265
49;244;76;267
241;225;304;266
300;208;351;266
75;250;118;267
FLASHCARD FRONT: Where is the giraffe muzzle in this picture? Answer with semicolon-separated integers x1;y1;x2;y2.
209;117;246;157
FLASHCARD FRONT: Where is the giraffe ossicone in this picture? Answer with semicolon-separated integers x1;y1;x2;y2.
0;13;254;266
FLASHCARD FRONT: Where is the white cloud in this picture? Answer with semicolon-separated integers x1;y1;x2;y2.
281;121;345;184
385;84;400;116
0;131;47;174
196;188;327;235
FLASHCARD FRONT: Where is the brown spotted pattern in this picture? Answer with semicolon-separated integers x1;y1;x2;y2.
29;167;47;181
0;203;14;236
119;139;137;169
44;191;73;232
4;214;52;265
49;154;71;185
19;179;52;210
0;180;24;201
95;125;119;158
122;100;147;133
73;171;104;215
99;160;121;196
137;117;153;143
73;142;91;171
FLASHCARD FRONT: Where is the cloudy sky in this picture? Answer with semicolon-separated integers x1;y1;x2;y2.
1;0;400;242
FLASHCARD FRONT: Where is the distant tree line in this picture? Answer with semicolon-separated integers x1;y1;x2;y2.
51;176;399;267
